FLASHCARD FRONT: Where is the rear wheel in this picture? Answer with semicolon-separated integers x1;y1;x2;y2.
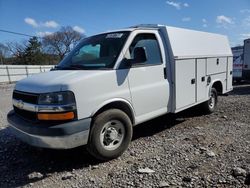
87;109;132;161
202;88;218;114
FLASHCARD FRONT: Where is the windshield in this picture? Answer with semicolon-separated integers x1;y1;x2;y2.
56;31;130;70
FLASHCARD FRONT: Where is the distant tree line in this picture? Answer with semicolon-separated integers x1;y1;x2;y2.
0;26;85;65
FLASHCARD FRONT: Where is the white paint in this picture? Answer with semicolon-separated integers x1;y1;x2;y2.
175;59;196;109
165;26;232;58
196;59;207;102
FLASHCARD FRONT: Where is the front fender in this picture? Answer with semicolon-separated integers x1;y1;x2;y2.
91;98;135;121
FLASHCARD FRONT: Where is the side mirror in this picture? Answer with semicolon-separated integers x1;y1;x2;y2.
133;47;147;64
120;47;147;68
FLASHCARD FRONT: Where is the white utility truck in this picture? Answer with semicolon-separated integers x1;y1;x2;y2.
8;25;233;160
243;39;250;80
232;39;250;81
232;46;243;81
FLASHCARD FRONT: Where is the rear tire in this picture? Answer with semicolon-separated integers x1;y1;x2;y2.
202;88;218;114
87;109;132;161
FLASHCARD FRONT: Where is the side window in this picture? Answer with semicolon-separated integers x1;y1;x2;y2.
129;33;162;65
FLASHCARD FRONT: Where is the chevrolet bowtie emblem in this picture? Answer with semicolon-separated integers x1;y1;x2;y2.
16;100;24;109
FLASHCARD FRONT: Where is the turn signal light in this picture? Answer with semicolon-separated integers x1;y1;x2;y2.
37;112;75;120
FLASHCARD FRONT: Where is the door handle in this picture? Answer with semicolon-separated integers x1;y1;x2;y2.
201;76;205;82
217;58;219;65
191;78;195;84
163;67;167;79
207;76;211;85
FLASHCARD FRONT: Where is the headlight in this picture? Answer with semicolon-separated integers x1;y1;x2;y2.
37;91;76;121
38;91;75;105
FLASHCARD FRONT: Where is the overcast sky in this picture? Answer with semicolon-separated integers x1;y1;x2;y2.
0;0;250;46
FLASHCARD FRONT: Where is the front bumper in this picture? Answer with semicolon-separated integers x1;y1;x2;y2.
7;110;91;149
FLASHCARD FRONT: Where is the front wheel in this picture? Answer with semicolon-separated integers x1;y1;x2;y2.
87;109;132;161
202;88;218;114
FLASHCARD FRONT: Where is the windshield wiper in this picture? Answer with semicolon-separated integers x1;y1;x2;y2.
54;64;111;70
54;64;86;70
68;64;86;69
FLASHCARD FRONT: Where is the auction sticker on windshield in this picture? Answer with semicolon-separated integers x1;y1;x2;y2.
106;33;124;38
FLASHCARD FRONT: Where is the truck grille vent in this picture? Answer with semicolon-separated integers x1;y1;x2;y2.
13;90;39;121
13;90;39;104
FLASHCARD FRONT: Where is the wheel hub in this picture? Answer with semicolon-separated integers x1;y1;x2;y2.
100;120;125;150
105;127;119;141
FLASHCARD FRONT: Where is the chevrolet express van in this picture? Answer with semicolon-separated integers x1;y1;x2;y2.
8;25;233;160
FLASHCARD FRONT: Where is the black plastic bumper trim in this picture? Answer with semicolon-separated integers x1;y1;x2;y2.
7;110;91;137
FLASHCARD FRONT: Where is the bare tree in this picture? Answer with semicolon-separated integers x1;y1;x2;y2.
43;26;84;60
6;41;25;58
6;37;46;65
0;43;9;64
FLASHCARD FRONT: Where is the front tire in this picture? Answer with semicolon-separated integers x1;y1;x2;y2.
87;109;132;161
202;88;218;114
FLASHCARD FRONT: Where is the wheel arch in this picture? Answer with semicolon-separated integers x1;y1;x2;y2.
91;99;135;125
211;80;223;94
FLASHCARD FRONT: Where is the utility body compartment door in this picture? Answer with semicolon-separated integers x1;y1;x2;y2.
207;57;227;75
175;58;208;112
175;59;196;110
196;59;207;102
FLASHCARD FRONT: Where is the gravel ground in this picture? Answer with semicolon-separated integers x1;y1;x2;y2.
0;83;249;187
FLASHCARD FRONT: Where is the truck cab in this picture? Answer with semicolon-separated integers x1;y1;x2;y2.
7;25;233;160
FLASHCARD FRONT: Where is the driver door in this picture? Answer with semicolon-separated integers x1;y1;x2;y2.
126;31;170;121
